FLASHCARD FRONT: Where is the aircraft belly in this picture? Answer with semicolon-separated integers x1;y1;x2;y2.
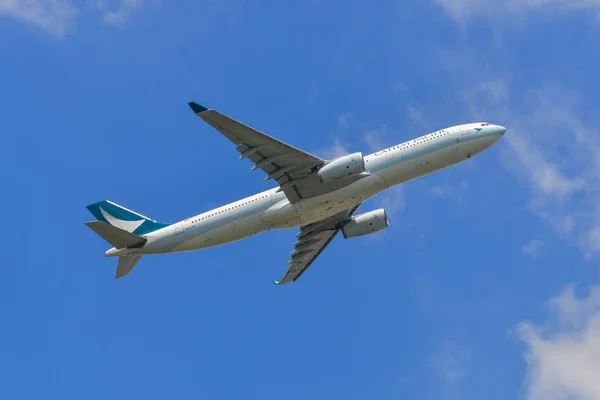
460;136;495;157
261;199;301;228
207;214;270;247
175;213;270;251
377;153;434;186
263;172;387;228
377;142;475;186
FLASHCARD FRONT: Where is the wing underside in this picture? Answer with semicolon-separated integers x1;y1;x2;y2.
274;204;361;284
189;103;362;203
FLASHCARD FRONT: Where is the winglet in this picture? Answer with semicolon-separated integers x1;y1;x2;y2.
273;280;281;285
188;102;208;114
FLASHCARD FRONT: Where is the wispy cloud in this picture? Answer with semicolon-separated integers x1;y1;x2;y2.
320;112;398;158
407;102;431;129
433;33;600;258
522;239;543;256
320;138;350;159
93;0;143;26
0;0;145;35
435;0;600;21
518;285;600;400
427;338;469;387
405;11;600;259
458;80;600;257
430;181;469;204
508;96;600;257
506;134;585;198
317;113;358;159
377;186;406;218
430;5;600;400
363;129;385;152
0;0;76;35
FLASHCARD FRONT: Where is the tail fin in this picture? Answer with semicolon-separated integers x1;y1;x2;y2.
86;200;169;235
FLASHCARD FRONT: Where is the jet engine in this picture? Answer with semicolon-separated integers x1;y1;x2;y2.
317;152;366;182
341;209;389;238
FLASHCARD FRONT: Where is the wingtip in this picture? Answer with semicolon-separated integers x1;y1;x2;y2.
273;280;280;285
188;102;208;114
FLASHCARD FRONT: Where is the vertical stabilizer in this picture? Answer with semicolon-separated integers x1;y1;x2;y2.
86;200;169;235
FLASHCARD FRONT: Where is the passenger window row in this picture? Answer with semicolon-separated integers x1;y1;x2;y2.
389;129;451;151
190;195;269;224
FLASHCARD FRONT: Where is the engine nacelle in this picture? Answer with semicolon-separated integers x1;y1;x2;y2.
317;152;366;182
341;209;389;239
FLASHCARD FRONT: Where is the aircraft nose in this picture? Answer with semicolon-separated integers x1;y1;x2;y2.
494;125;506;136
483;124;506;147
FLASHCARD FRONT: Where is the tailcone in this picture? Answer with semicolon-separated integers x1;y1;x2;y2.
105;247;135;257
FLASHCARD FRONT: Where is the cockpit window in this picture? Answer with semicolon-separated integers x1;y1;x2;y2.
481;123;490;126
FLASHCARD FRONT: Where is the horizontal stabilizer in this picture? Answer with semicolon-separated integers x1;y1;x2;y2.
116;255;143;279
85;221;147;249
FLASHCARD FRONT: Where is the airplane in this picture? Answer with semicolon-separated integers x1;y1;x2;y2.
85;102;506;284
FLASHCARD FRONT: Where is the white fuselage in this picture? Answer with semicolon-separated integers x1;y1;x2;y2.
107;123;505;257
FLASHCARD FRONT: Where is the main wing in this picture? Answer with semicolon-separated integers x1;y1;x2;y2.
188;102;361;203
273;204;361;284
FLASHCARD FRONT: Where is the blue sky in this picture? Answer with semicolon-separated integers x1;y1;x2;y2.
1;1;599;399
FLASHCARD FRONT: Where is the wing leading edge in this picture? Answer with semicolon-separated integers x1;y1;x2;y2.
189;102;325;203
274;204;362;284
188;102;369;203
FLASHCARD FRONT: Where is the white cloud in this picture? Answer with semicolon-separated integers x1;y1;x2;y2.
317;113;358;159
506;134;585;198
407;102;430;129
414;38;600;259
377;186;406;218
363;129;384;152
427;338;469;387
320;138;350;159
431;181;469;203
459;80;600;257
323;112;397;158
337;112;356;129
477;81;509;102
94;0;142;26
0;0;76;35
518;285;600;400
509;105;600;257
522;239;543;256
0;0;145;34
435;0;600;21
